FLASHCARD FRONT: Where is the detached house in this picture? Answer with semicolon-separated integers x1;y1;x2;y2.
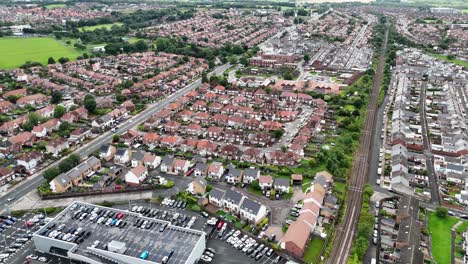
0;167;14;186
114;148;130;164
143;153;161;169
173;159;191;175
274;178;290;193
225;167;243;184
16;151;43;173
160;155;174;173
259;175;273;190
99;144;116;161
125;165;148;186
194;163;208;177
240;198;268;224
46;138;69;157
131;150;146;167
188;178;207;195
243;168;260;184
207;163;224;180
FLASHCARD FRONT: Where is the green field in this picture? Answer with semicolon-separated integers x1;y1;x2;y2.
428;212;466;264
45;4;66;9
0;37;81;69
79;23;124;32
430;53;468;68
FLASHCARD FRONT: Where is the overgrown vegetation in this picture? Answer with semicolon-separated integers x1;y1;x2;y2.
348;184;374;263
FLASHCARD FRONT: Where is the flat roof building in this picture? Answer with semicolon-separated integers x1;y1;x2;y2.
33;202;206;264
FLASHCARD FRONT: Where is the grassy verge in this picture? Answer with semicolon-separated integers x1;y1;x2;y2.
428;53;468;68
303;236;325;264
428;212;460;264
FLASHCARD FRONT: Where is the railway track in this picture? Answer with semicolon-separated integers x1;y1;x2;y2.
326;27;389;264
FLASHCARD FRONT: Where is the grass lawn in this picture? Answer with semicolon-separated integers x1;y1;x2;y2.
333;182;346;199
79;23;124;32
429;53;468;68
0;37;80;69
303;236;325;264
45;4;65;9
428;212;460;264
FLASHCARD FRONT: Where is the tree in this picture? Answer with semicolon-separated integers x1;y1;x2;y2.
59;159;74;173
43;167;60;182
304;53;310;62
6;95;18;103
84;94;96;113
58;57;69;64
50;91;62;104
271;129;284;139
68;154;81;166
113;134;120;142
251;179;261;191
435;206;448;218
53;105;66;118
48;57;56;64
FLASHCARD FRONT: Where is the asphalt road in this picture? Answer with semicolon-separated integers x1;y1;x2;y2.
0;64;230;214
326;28;388;264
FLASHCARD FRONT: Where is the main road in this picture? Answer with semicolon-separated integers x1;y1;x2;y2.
0;63;230;213
326;27;388;264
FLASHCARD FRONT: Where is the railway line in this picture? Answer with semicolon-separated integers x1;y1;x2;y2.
326;27;389;264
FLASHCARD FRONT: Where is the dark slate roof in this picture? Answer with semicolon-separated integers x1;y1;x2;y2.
228;168;242;177
55;173;71;186
274;177;289;187
224;189;243;204
132;150;145;161
100;144;110;154
209;188;225;201
161;155;174;166
194;162;208;171
115;148;127;156
240;198;262;215
244;168;260;178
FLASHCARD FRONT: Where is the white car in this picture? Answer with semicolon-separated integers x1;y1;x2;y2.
38;256;48;262
200;255;212;263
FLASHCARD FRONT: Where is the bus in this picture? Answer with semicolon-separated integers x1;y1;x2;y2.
140;251;149;260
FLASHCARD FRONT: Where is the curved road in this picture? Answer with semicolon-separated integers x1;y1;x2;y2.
0;64;230;213
326;27;388;264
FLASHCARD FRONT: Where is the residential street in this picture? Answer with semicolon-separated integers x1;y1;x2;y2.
0;63;231;214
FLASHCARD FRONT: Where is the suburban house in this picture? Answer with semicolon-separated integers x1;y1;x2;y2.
16;151;43;173
239;197;268;224
188;178;207;195
0;167;14;186
243;168;260;184
222;189;244;214
274;178;290;193
46;138;69;157
259;175;274;190
208;188;225;207
114;148;130;164
207;163;224;180
125;165;148;186
131;150;146;168
69;127;90;144
160;155;174;173
225;167;243;184
31;125;47;138
143;153;161;169
173;159;191;175
194;163;208;177
99;144;116;161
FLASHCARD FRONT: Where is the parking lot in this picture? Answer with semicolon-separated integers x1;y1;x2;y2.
0;212;55;264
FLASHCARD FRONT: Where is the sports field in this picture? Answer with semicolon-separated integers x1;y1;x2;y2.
79;23;123;32
0;37;80;69
45;4;66;9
